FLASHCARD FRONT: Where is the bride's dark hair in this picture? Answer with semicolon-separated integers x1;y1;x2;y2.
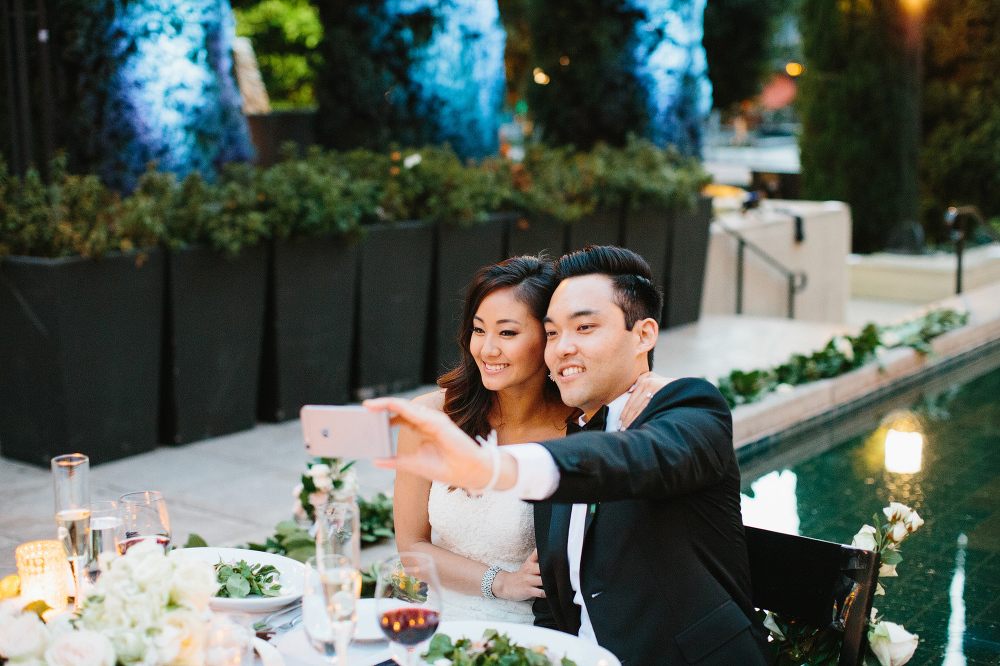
439;255;561;439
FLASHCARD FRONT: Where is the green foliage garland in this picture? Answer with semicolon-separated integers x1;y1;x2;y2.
717;309;969;409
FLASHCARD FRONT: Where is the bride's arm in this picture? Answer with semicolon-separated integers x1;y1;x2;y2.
392;392;542;601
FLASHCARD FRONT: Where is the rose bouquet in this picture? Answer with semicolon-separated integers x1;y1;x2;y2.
763;502;924;666
291;458;358;525
0;539;219;666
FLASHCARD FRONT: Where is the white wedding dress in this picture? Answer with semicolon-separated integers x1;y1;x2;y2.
427;481;536;623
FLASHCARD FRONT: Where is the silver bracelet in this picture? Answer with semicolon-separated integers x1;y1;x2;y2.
481;565;502;600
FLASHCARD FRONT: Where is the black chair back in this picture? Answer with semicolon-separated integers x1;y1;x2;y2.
745;526;881;666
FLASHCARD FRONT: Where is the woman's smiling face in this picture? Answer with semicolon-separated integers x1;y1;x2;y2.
469;286;548;393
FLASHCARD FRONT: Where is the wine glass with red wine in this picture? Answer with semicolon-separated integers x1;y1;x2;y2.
374;552;443;666
117;491;172;553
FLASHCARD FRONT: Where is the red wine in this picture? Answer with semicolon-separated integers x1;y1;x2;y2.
379;607;440;645
117;535;171;555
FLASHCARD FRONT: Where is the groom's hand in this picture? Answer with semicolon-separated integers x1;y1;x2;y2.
363;397;518;491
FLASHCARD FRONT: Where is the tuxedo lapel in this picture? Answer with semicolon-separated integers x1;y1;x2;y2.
547;503;581;634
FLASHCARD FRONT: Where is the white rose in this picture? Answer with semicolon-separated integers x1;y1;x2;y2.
308;491;328;509
0;611;50;660
852;524;878;551
904;510;924;532
308;464;331;478
44;630;116;666
775;383;794;394
292;483;304;499
313;474;334;492
834;336;855;361
869;621;918;666
883;502;911;523
403;153;422;168
157;609;206;666
880;562;899;577
293;498;307;521
881;330;901;347
169;558;219;611
0;597;30;622
889;520;908;543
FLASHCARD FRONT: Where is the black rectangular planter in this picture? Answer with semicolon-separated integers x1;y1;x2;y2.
432;216;509;377
506;214;567;259
355;222;435;399
258;237;359;421
566;206;623;252
663;196;713;328
622;204;672;297
0;250;164;466
160;245;267;444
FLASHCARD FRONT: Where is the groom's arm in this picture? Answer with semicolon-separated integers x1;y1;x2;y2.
538;378;734;504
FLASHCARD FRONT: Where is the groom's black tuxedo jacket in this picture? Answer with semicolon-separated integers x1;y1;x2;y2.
531;378;771;666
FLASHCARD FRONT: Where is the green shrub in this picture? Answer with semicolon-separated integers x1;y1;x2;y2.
0;155;161;259
260;146;376;239
593;136;711;210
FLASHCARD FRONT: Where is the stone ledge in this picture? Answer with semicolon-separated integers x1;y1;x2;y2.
733;280;1000;452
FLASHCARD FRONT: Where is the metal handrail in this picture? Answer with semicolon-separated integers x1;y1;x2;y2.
946;205;1000;295
715;220;808;319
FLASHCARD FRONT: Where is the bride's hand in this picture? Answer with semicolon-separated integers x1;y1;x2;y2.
619;371;675;429
494;550;545;601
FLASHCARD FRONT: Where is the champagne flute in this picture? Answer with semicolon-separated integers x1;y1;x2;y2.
302;554;360;666
374;552;443;666
51;453;91;610
315;502;360;568
87;501;119;582
117;491;172;553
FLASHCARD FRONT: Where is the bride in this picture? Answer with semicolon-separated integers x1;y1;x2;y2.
393;255;665;623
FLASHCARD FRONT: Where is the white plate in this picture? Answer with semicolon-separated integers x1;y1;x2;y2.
354;599;386;643
432;621;621;666
174;547;305;613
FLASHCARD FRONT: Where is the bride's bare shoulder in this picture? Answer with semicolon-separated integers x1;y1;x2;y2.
412;389;446;412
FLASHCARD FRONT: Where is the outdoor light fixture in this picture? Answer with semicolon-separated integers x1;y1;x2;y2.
883;411;924;474
785;62;803;76
533;68;550;85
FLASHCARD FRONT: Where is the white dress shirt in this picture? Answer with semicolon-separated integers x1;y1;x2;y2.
502;391;631;644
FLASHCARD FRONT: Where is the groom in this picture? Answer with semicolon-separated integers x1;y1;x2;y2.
367;246;770;665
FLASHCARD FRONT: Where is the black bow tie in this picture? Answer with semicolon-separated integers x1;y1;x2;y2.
567;405;609;434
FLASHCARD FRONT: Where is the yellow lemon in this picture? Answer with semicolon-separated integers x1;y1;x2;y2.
0;574;20;599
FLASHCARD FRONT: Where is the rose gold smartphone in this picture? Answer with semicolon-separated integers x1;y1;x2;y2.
300;405;393;458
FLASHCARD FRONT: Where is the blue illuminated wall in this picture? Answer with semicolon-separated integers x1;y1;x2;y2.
631;0;713;155
70;0;253;192
401;0;507;157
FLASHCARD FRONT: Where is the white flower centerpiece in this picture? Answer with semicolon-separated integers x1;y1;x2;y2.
292;458;358;525
763;502;924;666
0;540;219;666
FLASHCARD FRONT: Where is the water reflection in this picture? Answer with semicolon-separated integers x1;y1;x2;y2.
740;470;800;535
942;534;968;666
885;429;924;474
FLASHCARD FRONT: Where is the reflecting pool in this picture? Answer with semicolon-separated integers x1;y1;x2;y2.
740;347;1000;666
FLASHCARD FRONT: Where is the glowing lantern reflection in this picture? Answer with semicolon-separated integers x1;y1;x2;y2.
883;411;924;474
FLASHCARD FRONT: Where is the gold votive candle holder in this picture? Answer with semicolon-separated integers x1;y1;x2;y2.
15;540;70;614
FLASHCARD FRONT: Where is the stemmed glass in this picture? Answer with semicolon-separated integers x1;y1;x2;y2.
315;502;360;568
117;491;172;553
302;554;361;666
51;453;91;609
87;500;119;582
374;552;443;666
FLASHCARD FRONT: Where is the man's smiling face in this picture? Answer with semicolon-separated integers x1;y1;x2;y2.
543;274;649;417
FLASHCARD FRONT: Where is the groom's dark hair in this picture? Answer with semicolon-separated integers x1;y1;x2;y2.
554;245;662;366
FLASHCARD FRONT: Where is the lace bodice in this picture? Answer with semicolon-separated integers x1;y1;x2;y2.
427;481;536;623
